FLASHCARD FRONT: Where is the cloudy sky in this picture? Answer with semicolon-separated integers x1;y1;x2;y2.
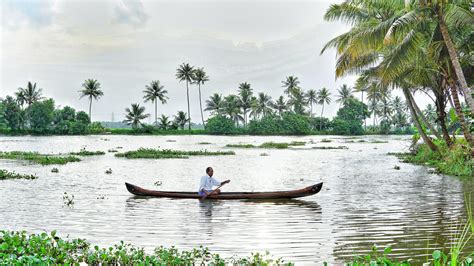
1;0;360;122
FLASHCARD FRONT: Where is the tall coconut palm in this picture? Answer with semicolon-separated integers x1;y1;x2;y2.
271;96;288;117
143;80;168;126
15;90;26;109
306;89;317;117
282;76;300;95
123;103;149;129
176;63;195;130
193;68;209;127
317;88;331;131
205;93;224;116
174;111;189;130
250;93;273;120
158;114;171;130
287;88;307;115
336;84;353;106
18;82;43;107
223;95;244;126
79;79;103;121
238;82;253;127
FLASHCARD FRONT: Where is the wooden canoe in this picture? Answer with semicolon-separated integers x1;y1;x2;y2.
125;182;323;200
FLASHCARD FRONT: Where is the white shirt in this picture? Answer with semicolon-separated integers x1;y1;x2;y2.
198;175;221;192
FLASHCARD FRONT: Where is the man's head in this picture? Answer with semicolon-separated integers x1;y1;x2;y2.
206;167;214;177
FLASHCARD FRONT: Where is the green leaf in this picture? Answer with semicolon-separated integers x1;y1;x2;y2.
384;246;392;254
432;250;441;260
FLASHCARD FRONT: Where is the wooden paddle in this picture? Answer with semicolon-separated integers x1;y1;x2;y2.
202;180;230;200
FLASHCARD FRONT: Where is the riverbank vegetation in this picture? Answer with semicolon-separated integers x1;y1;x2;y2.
115;148;235;159
0;151;80;165
0;169;37;180
0;231;288;265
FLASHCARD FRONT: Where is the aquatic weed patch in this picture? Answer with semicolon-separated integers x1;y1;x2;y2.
312;146;349;150
226;141;306;149
115;148;235;159
69;150;105;156
0;230;291;265
0;151;81;165
0;169;38;180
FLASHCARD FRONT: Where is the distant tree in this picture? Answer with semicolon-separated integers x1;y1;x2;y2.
174;111;189;130
205;93;224;116
271;96;288;117
223;94;243;126
29;99;55;134
317;87;331;130
250;93;273;120
143;80;168;127
193;68;209;127
123;103;149;129
158;114;171;130
2;96;22;131
282;76;300;95
332;98;370;135
17;82;43;107
176;63;195;130
238;82;253;127
79;79;103;121
306;89;317;117
336;84;353;106
288;88;307;115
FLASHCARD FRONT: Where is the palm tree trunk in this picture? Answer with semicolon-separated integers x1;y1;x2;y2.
154;100;158;127
310;103;313;117
449;82;474;156
198;84;205;128
407;91;441;140
438;13;474;114
186;81;191;131
89;97;92;122
403;88;438;152
435;81;452;146
319;103;324;131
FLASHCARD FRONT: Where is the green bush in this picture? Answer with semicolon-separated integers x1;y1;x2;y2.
247;113;310;135
206;115;238;135
332;98;369;135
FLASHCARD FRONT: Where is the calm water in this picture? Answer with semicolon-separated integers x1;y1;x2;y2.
0;135;472;264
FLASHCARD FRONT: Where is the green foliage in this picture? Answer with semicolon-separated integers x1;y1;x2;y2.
115;148;235;159
0;169;38;180
28;99;55;134
309;117;332;131
206;115;239;135
248;113;310;135
0;230;290;265
69;149;105;156
226;141;305;149
2;96;22;131
0;101;7;129
332;98;370;135
0;151;81;165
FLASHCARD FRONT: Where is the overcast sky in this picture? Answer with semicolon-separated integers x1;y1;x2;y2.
2;0;370;122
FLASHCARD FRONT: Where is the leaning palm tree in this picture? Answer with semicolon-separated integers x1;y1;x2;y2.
271;96;288;117
205;93;224;116
282;76;300;95
336;84;353;106
79;79;103;121
193;68;209;127
143;80;168;126
158;114;171;130
123;103;149;129
306;89;317;117
176;63;195;130
238;82;253;127
18;82;43;107
317;88;331;131
174;111;189;130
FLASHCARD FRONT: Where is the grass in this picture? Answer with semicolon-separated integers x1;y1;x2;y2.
226;141;306;149
390;139;473;177
0;230;289;265
0;169;38;180
69;150;105;156
115;148;235;159
197;142;212;145
0;151;81;165
312;146;349;150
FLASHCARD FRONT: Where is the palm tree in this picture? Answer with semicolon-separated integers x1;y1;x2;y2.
18;82;43;107
306;89;317;117
423;104;437;128
336;84;353;106
317;88;331;131
79;79;103;121
250;93;273;120
282;76;300;95
176;63;195;130
193;68;209;127
287;88;307;115
143;80;168;126
205;93;224;116
174;111;189;130
15;90;26;109
123;103;149;129
158;114;170;130
223;95;244;126
271;96;288;117
238;82;253;127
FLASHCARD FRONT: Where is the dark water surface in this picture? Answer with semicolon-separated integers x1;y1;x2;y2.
0;135;472;264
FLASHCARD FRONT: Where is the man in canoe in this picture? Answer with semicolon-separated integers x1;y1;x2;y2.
198;167;230;197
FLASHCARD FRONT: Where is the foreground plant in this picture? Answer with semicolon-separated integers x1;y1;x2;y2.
0;151;80;165
0;231;291;265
